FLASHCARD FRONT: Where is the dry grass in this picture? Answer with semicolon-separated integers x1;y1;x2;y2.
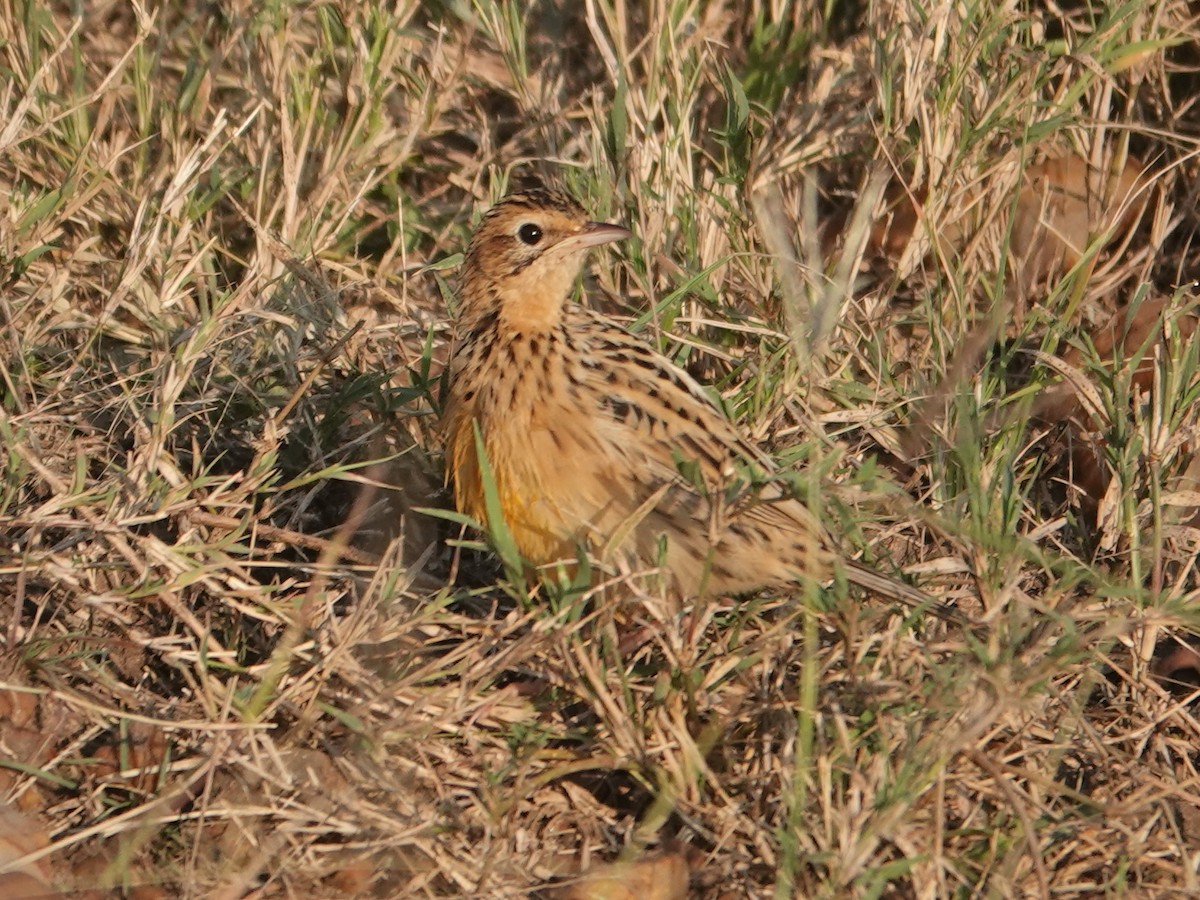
3;0;1200;896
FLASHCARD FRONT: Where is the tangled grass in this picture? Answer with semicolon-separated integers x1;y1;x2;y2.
3;1;1200;896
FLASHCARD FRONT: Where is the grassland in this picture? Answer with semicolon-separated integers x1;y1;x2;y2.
3;0;1200;896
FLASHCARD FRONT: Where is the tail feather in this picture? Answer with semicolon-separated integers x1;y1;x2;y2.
844;560;968;627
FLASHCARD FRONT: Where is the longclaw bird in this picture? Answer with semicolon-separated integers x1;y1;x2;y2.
443;188;946;615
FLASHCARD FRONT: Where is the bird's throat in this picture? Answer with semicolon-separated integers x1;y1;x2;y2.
494;269;574;334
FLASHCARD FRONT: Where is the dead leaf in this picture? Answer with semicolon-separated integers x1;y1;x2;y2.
1033;297;1200;518
551;850;690;900
0;804;54;899
1009;154;1148;290
868;153;1150;291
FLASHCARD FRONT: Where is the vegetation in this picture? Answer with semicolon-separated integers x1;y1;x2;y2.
2;0;1200;895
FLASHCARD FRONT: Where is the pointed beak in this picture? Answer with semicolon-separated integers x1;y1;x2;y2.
557;221;632;252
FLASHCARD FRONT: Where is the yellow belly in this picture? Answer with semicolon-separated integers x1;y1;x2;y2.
447;412;584;565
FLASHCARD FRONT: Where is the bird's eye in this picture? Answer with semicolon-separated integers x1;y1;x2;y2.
517;223;543;245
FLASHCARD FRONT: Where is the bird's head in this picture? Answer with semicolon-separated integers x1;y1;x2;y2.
458;189;630;333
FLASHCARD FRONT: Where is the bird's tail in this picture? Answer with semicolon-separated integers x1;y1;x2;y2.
844;559;967;627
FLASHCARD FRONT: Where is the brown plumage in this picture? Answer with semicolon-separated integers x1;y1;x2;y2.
443;188;938;610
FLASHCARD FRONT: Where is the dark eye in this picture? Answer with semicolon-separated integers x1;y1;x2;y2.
517;223;543;245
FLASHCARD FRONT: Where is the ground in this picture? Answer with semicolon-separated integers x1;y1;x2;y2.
2;1;1200;897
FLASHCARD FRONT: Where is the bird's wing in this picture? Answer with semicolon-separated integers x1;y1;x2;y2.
573;309;822;530
570;310;959;619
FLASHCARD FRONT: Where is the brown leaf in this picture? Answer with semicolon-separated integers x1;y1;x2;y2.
1010;155;1149;289
0;804;55;899
0;682;67;814
85;720;171;792
1034;297;1200;511
869;153;1150;289
866;185;922;262
551;851;690;900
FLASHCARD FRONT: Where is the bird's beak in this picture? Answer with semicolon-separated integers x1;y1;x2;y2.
558;221;632;252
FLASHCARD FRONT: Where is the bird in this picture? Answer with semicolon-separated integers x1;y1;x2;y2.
442;187;944;614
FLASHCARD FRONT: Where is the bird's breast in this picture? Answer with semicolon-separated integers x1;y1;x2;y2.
447;331;610;564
